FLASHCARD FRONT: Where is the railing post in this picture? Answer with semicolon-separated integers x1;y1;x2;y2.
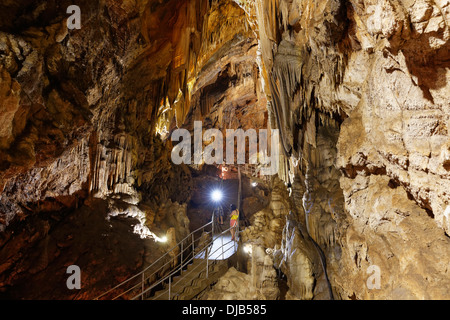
192;233;195;259
168;276;171;300
210;215;214;262
234;221;239;252
212;213;214;239
141;272;145;300
181;241;183;273
206;251;209;278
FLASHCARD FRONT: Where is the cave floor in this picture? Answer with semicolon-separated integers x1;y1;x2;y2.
195;233;237;260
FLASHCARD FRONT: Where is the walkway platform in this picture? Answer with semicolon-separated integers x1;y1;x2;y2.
195;233;237;260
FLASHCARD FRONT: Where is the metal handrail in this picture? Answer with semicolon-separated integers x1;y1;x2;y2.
149;243;234;301
133;231;214;300
95;220;213;300
139;228;213;293
138;221;239;300
107;230;213;300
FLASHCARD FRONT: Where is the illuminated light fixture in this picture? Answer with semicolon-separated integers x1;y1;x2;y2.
211;189;223;202
243;243;252;255
157;235;168;243
251;181;258;187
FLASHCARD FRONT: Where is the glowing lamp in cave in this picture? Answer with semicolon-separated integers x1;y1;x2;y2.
158;235;168;243
211;189;223;202
243;244;252;255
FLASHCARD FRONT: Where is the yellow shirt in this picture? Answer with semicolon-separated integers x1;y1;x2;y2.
230;209;239;220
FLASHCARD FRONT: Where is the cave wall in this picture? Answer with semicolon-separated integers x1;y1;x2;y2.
0;0;448;300
0;0;212;298
0;0;272;299
236;0;450;299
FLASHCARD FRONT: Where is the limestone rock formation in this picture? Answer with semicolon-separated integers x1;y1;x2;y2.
0;0;448;300
240;178;290;248
202;257;279;300
202;267;261;300
233;0;450;300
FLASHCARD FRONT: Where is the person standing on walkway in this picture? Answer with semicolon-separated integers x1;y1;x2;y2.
230;204;239;241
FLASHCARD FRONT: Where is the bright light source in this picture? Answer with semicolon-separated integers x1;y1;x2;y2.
154;234;168;243
158;235;168;243
243;244;252;254
211;189;223;202
251;182;258;187
134;224;168;243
